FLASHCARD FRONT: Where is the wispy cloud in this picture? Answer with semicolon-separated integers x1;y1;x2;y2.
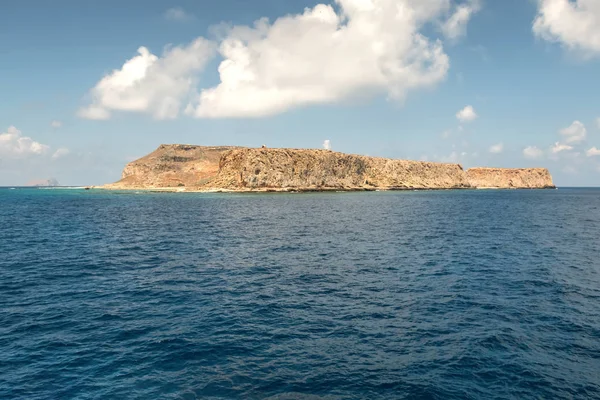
551;142;573;154
469;44;490;62
560;120;586;144
164;7;194;22
441;0;481;40
52;147;70;159
523;146;543;159
586;147;600;157
489;143;503;154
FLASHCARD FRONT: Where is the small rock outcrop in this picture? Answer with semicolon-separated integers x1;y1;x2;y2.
104;145;555;191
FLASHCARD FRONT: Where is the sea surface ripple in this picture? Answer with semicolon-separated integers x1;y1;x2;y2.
1;188;599;399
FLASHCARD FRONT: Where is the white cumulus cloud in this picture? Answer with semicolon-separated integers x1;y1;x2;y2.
456;105;477;122
0;126;50;157
81;0;479;120
438;150;470;163
551;141;573;154
188;0;476;118
560;120;587;143
79;39;215;120
323;139;331;150
586;146;600;156
523;146;544;159
596;117;600;129
78;106;110;121
50;120;62;128
489;142;503;154
533;0;600;57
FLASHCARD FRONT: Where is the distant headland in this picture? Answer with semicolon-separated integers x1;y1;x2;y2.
100;144;555;192
26;178;60;187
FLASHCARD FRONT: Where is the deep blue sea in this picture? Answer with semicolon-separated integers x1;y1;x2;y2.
1;187;599;399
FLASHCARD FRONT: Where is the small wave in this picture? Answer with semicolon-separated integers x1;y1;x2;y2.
263;394;341;400
38;186;87;190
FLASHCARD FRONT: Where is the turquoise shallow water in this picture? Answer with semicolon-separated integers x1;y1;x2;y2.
1;187;599;399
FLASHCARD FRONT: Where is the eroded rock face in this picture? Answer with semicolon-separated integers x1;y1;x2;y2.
105;144;241;189
466;168;555;189
210;148;470;190
104;145;555;191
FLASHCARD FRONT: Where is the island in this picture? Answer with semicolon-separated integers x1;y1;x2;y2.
26;178;60;187
101;144;555;192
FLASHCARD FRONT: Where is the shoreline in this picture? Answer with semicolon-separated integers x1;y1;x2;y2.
90;185;557;193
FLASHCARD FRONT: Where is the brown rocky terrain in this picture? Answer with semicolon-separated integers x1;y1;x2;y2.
102;144;555;191
104;144;241;189
466;167;555;189
210;148;470;190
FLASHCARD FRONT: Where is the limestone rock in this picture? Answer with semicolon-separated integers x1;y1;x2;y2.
104;145;556;191
105;144;240;189
466;168;554;189
209;148;470;190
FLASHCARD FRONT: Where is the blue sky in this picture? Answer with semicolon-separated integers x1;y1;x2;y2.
1;0;599;186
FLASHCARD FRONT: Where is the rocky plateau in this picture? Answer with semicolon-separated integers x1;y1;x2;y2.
102;144;555;191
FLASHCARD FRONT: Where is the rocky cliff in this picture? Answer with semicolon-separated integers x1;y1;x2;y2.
104;145;555;191
105;144;241;189
466;168;555;189
209;148;470;190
